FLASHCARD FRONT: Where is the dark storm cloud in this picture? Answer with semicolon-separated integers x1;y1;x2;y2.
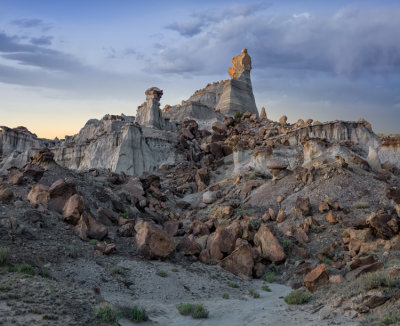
0;32;86;72
155;4;400;77
165;2;269;37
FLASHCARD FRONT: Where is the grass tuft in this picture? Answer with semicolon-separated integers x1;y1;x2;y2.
0;248;10;266
157;270;168;278
93;303;122;323
11;264;35;276
222;293;229;299
129;305;147;323
228;282;239;288
284;290;311;305
248;288;260;298
177;303;209;319
262;285;271;292
264;271;276;283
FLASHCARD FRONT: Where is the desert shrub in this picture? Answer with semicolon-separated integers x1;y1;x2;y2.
284;290;311;305
228;282;239;288
177;303;209;319
40;268;50;278
93;303;122;323
321;256;331;265
89;239;98;245
234;111;243;120
171;268;178;272
119;211;128;219
222;293;229;299
157;270;167;278
192;303;209;319
248;288;260;298
382;311;400;325
249;219;261;231
264;271;276;283
0;248;10;266
66;245;78;258
42;314;58;320
261;285;271;292
129;305;147;323
360;271;399;291
11;264;35;276
177;303;193;316
283;240;292;252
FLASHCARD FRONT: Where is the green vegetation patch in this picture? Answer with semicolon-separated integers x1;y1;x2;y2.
284;290;311;305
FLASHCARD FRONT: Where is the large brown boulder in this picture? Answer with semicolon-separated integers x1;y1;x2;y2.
0;185;14;204
195;168;209;191
27;184;50;206
135;220;175;259
74;212;108;241
48;179;77;213
221;244;254;278
303;264;329;292
63;194;86;225
295;196;311;216
345;262;384;281
366;212;396;239
207;227;237;260
212;122;227;135
253;225;286;262
176;237;202;256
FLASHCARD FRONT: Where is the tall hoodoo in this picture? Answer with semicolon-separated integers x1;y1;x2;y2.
215;48;258;117
135;87;164;129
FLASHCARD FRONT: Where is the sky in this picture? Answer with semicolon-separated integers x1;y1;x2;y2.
0;0;399;139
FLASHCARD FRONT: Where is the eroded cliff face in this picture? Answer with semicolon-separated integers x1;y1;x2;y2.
379;136;400;168
0;126;55;172
52;119;178;175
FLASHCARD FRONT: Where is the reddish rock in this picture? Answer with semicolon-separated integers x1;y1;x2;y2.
325;211;337;225
135;220;175;259
291;246;310;259
221;244;254;278
253;225;286;262
104;243;116;255
295;196;311;216
366;212;395;239
74;212;108;241
294;227;310;244
319;201;330;213
118;222;135;237
176;237;202;256
48;179;77;213
97;207;118;226
347;255;376;271
276;209;286;223
0;185;14;204
164;220;181;237
304;264;329;292
8;171;24;185
207;227;237;260
212;122;227;134
329;275;344;283
345;262;384;281
63;194;86;225
27;184;50;206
